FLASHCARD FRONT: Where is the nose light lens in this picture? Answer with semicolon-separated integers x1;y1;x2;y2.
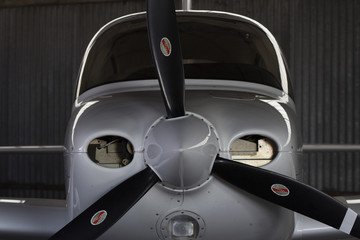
158;210;205;239
170;216;196;238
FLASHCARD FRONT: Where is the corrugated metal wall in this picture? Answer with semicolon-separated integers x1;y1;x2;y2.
0;0;359;199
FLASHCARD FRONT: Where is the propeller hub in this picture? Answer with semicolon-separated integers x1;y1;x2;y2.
144;114;219;189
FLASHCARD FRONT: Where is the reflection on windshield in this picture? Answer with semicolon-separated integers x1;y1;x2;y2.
78;15;283;96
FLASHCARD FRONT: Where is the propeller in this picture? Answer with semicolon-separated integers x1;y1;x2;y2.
213;156;360;238
49;167;159;240
147;0;185;118
51;0;360;239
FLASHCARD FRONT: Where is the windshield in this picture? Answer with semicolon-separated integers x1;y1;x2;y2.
78;13;286;96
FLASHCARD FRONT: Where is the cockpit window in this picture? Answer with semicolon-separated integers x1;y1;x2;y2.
78;14;285;96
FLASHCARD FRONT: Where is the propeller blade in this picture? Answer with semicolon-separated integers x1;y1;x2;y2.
147;0;185;118
213;157;360;238
49;167;159;240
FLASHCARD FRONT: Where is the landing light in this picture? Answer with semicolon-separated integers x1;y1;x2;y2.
170;218;195;238
159;210;205;240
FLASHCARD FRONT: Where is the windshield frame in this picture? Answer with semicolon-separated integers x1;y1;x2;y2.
75;11;292;100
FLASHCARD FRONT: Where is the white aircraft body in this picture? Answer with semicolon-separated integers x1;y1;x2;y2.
0;0;359;239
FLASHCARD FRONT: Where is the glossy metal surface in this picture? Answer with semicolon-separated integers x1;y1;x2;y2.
144;114;219;189
64;86;300;239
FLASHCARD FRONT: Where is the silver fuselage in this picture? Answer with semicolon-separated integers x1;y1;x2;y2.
2;10;352;240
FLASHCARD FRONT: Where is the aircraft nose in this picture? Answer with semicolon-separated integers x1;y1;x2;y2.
144;113;219;189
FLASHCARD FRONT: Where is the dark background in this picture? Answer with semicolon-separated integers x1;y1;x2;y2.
0;0;359;199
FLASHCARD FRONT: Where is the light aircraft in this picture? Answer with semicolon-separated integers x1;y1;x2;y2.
0;0;360;239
